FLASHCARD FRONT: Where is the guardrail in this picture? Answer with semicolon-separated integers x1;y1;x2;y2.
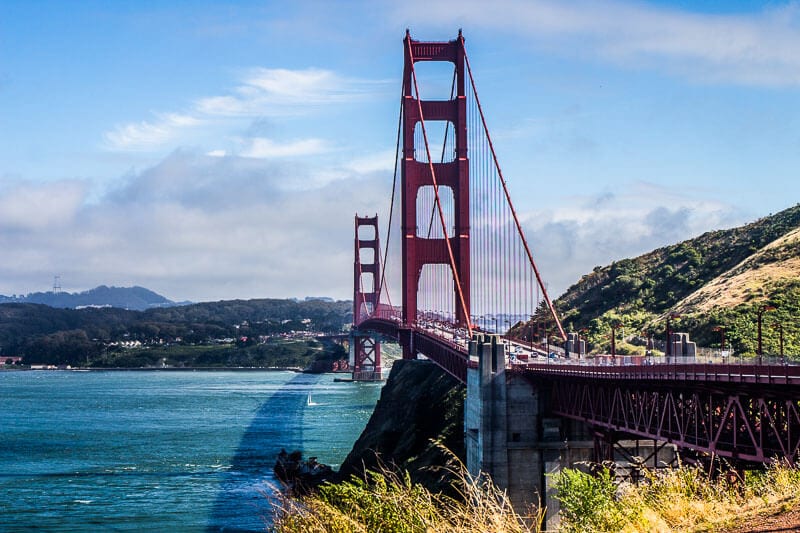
517;361;800;385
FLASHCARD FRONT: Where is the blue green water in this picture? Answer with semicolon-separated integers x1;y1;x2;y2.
0;370;382;532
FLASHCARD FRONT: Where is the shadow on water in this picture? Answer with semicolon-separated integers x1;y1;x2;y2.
206;372;323;533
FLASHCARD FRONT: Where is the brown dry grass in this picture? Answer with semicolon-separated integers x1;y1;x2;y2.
271;459;543;533
674;228;800;313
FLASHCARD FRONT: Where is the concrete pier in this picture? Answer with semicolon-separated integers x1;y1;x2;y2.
464;333;679;529
464;334;593;530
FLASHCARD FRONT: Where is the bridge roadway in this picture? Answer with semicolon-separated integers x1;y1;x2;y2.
357;316;800;464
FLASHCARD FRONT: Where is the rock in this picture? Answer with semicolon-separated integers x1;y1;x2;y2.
274;449;334;494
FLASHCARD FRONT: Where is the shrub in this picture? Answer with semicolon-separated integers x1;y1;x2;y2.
554;466;633;532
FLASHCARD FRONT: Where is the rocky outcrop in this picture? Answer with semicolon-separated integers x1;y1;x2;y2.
338;359;465;494
274;449;334;494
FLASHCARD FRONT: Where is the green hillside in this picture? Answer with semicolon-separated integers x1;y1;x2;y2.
516;204;800;358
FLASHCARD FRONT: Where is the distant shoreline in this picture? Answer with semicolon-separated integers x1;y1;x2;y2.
3;366;312;373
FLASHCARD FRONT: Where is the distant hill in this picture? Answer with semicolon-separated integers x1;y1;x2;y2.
0;297;352;367
513;204;800;357
0;285;184;311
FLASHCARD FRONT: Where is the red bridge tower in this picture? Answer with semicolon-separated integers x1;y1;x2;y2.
351;215;382;381
401;31;471;335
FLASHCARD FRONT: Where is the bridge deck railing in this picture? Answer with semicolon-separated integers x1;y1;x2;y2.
516;361;800;385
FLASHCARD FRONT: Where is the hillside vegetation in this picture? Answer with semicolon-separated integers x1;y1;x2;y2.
0;298;351;368
518;204;800;357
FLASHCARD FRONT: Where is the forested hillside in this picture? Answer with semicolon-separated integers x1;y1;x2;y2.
0;298;352;368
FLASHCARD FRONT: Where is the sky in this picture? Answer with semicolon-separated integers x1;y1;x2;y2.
2;0;800;303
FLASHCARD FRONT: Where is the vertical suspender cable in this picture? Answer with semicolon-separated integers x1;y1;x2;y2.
460;35;566;341
407;39;473;336
378;79;406;317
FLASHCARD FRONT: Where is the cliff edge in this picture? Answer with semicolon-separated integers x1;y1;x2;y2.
338;359;465;493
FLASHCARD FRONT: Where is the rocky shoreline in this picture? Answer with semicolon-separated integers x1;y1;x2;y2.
274;359;466;495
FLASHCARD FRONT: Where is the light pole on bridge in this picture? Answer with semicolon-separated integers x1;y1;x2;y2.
529;315;535;352
712;326;726;354
757;304;776;364
771;322;784;362
545;326;551;361
610;323;622;361
641;329;653;359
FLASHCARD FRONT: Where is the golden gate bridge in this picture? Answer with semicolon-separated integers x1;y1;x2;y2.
350;31;800;474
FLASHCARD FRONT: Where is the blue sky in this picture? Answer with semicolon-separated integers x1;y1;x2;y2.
1;0;800;302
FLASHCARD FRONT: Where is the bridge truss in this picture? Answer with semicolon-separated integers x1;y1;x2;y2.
524;363;800;465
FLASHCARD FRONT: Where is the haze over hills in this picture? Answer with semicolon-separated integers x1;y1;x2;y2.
0;285;187;311
516;204;800;357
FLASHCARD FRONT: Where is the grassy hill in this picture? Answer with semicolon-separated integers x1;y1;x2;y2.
517;204;800;358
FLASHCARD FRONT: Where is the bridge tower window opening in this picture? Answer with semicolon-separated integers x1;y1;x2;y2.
413;120;456;164
359;247;375;265
357;223;376;241
409;60;456;101
359;272;375;302
417;263;456;325
416;184;455;238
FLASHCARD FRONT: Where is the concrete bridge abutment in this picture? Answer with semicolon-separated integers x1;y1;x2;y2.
464;334;593;530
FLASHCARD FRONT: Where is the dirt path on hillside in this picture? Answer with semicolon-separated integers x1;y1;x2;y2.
717;507;800;532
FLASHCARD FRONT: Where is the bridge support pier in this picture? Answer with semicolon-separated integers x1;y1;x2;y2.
349;330;383;381
465;335;594;530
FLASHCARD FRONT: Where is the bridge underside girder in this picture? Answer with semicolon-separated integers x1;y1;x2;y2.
544;376;800;465
409;329;469;383
359;318;469;383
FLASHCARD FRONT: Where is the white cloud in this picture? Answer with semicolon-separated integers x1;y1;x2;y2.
196;68;371;116
0;153;758;305
346;150;397;173
0;151;388;301
104;113;204;151
407;0;800;87
238;137;330;158
0;181;87;231
104;68;387;152
517;182;747;296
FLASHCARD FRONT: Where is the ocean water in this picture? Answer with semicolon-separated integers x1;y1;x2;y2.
0;370;382;532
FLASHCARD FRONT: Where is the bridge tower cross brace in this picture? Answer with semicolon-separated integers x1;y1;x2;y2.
401;31;470;336
352;215;382;381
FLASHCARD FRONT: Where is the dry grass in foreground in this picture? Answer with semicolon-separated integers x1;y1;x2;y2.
271;463;542;533
271;457;800;532
555;459;800;533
